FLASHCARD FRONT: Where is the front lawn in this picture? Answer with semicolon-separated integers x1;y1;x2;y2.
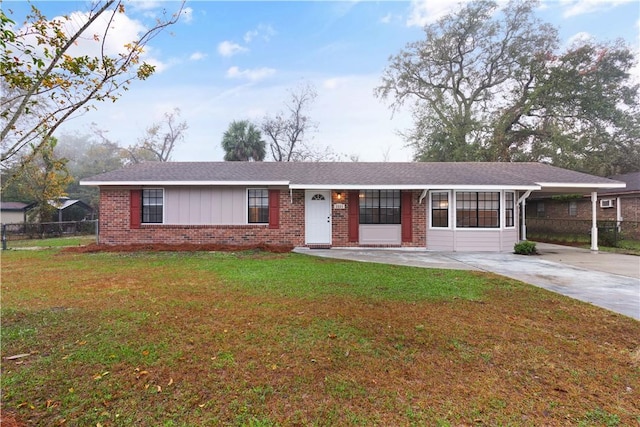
1;249;638;426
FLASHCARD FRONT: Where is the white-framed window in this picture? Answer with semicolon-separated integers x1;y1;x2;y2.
456;191;500;228
248;188;269;223
359;190;401;224
430;191;450;228
505;192;515;228
142;188;163;223
568;201;578;217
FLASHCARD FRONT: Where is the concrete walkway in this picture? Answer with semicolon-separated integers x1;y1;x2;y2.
294;243;640;320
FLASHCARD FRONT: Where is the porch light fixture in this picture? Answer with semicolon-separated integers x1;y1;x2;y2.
336;191;343;200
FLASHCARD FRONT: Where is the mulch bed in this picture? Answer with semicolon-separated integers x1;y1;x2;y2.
62;243;294;254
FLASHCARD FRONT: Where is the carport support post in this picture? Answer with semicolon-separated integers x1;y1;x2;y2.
590;192;598;252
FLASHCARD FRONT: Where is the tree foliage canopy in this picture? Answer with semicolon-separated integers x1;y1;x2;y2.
221;120;266;161
376;0;639;175
0;1;184;165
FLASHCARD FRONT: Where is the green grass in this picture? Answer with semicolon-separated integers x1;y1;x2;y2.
6;235;96;248
2;249;639;426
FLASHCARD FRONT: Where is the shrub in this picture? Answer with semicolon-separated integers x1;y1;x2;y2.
514;240;537;255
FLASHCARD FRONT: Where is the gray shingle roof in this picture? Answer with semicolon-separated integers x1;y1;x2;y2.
600;171;640;194
80;161;624;189
1;202;28;211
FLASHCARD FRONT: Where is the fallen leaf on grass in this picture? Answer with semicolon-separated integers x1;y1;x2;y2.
4;353;31;360
167;378;173;386
157;385;162;393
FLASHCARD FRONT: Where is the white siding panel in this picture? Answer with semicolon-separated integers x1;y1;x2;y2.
427;230;454;251
501;229;518;252
456;230;501;252
359;225;401;245
164;187;246;225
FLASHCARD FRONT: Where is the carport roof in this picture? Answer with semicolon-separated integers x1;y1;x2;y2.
80;161;625;191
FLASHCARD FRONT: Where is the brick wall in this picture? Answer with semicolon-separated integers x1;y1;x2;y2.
99;188;429;248
526;195;640;239
527;196;640;222
99;188;306;247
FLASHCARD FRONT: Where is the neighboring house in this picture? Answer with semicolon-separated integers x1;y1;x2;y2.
26;198;95;222
0;202;29;224
526;171;640;239
80;162;625;252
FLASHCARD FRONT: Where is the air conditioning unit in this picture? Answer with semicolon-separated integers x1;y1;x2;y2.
600;199;614;208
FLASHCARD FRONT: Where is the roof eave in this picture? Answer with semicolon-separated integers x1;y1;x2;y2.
80;180;291;187
536;182;627;190
290;184;541;190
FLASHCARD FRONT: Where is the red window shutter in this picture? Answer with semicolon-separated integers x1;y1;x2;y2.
268;189;280;229
348;191;359;242
401;191;412;242
130;189;141;229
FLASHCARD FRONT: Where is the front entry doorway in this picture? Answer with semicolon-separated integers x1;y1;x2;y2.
305;190;332;245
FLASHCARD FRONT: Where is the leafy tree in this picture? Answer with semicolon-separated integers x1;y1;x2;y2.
123;108;188;164
55;131;125;209
261;83;319;162
221;120;266;161
376;0;640;175
8;137;73;222
0;1;185;165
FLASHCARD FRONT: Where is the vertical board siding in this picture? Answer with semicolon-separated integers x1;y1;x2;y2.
348;191;359;242
129;189;141;229
401;191;412;242
164;187;245;225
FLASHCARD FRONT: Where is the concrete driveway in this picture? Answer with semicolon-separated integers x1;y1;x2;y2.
294;243;640;320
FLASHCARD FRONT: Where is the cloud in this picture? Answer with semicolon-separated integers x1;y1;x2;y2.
244;24;276;43
380;13;393;24
217;41;248;57
406;0;472;27
406;0;511;27
565;31;593;47
24;9;168;71
225;66;276;82
180;7;194;24
189;51;207;61
559;0;637;17
323;77;347;90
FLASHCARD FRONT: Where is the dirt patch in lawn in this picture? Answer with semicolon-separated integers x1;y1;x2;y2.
62;242;294;254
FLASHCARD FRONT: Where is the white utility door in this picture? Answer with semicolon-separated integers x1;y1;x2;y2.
305;190;332;245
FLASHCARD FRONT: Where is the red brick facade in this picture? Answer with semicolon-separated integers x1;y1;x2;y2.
526;195;640;238
98;188;429;247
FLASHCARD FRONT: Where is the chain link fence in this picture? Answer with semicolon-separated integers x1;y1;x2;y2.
1;220;98;249
526;218;639;247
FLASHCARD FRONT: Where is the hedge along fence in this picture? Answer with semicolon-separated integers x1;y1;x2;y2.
526;218;639;246
1;220;98;249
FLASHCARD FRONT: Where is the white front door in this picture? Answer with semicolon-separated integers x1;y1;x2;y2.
305;190;332;245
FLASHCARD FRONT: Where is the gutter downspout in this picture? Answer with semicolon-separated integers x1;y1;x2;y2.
517;190;532;241
616;196;622;232
418;189;428;204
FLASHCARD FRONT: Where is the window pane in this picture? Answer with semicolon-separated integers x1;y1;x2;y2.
359;190;400;224
455;192;499;228
505;192;515;227
142;189;163;223
431;192;449;228
248;189;269;223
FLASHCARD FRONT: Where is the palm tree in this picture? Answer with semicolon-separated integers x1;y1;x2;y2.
221;120;266;161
